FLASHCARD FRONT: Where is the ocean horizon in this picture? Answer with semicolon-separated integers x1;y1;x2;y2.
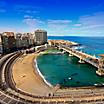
48;36;104;57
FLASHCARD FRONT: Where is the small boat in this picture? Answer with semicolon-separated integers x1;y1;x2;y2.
94;83;98;86
94;83;103;87
68;77;72;80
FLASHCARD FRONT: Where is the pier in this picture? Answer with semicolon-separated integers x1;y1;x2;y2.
48;40;104;76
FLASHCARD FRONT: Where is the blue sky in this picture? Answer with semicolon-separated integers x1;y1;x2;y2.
0;0;104;36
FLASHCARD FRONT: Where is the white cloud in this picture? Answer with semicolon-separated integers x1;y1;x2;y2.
48;20;72;24
68;12;104;36
22;12;104;36
24;15;33;19
74;24;82;26
46;19;72;36
79;12;104;26
14;4;39;15
23;16;44;29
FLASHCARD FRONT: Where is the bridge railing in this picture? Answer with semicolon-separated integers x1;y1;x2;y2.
59;44;99;68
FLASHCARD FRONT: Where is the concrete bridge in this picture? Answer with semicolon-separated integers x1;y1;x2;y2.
58;44;104;76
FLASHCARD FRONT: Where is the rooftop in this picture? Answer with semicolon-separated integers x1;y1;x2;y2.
35;29;47;32
3;32;14;37
99;54;104;57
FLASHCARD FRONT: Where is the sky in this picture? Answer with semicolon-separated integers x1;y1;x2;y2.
0;0;104;36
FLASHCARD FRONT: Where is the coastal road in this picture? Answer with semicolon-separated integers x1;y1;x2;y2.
0;52;27;104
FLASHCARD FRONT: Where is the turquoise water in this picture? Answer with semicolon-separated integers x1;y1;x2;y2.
37;53;104;87
37;36;104;87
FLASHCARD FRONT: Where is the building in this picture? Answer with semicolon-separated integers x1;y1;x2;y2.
15;33;22;50
15;32;35;49
0;33;3;54
2;32;16;53
35;29;47;45
26;33;35;47
21;33;29;49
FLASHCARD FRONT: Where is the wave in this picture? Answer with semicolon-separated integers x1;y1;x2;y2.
34;59;53;87
72;46;86;50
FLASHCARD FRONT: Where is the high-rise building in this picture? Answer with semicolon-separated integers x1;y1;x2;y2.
15;33;22;49
2;32;16;53
26;33;35;47
34;29;47;45
21;33;29;48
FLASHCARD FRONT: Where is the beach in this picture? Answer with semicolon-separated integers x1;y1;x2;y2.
12;53;52;96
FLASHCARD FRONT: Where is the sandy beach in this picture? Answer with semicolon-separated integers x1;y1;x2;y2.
12;53;52;96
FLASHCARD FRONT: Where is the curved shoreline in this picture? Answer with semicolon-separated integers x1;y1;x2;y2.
34;58;53;88
11;52;104;103
12;53;52;96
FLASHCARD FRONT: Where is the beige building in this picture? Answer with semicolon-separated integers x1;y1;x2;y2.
15;33;35;49
27;33;35;47
35;29;47;45
21;33;29;48
21;33;35;48
2;32;16;53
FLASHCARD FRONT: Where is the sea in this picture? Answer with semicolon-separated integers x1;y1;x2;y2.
48;36;104;57
37;36;104;87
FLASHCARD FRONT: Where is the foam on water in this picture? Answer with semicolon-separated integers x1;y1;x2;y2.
34;59;53;87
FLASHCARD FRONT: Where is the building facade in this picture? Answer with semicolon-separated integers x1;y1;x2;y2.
2;32;16;53
26;33;35;47
15;33;22;50
35;29;47;45
21;33;29;49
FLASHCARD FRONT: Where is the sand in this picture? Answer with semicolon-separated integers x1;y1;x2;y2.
12;53;52;96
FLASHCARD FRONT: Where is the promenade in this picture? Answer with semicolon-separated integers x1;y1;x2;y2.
60;44;99;67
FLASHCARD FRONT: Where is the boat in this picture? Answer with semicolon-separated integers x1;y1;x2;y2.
94;83;98;86
94;83;104;87
68;77;72;80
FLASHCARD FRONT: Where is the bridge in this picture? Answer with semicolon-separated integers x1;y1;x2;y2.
57;44;104;76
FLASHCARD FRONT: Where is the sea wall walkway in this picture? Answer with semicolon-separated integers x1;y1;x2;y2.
48;40;104;76
59;44;99;68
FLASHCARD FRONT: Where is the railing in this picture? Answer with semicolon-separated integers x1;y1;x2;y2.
59;44;99;68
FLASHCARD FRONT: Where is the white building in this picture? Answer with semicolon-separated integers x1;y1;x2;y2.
27;33;35;47
35;29;47;45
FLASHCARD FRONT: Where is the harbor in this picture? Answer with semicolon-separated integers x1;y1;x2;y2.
33;39;104;87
